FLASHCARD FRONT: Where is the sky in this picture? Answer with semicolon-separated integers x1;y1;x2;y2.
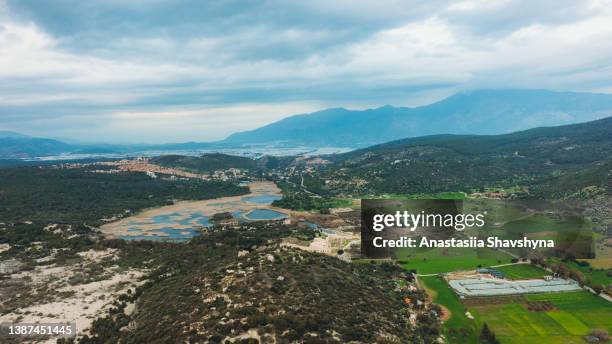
1;0;612;143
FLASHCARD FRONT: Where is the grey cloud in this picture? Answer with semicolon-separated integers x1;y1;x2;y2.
6;0;454;62
441;0;601;36
1;0;612;142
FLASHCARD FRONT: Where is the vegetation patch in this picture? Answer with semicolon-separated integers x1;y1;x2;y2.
72;224;441;343
420;275;481;343
495;264;551;280
526;300;555;312
470;291;612;344
150;153;258;173
0;166;248;226
396;247;512;274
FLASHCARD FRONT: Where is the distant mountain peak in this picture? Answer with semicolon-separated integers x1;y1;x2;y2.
223;89;612;147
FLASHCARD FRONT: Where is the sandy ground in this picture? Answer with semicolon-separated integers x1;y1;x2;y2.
283;229;359;258
0;249;147;343
100;181;291;238
0;243;10;253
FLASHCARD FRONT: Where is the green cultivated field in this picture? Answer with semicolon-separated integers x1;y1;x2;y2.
494;264;551;280
420;273;611;344
420;276;481;343
375;192;467;200
396;247;512;274
470;291;612;344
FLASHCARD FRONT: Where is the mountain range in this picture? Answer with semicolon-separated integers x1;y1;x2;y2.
224;89;612;147
0;131;75;158
2;89;612;158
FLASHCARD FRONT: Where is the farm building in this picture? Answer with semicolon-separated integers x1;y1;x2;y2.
476;268;505;278
448;276;581;297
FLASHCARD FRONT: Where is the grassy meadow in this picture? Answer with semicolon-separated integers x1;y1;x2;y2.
396;247;512;274
494;264;551;280
419;275;481;343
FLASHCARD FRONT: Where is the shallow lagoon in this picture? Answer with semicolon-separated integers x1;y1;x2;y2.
241;194;282;204
102;181;288;242
245;209;287;220
118;207;286;241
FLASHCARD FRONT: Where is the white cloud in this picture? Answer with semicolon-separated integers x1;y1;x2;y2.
1;0;612;141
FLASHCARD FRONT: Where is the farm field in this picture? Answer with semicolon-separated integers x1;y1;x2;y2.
584;236;612;269
397;247;512;274
499;214;586;235
372;191;467;200
494;264;551;280
470;291;612;344
548;257;612;286
419;276;481;343
419;272;611;344
580;257;612;269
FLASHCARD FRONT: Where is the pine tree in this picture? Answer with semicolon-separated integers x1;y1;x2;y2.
480;323;491;341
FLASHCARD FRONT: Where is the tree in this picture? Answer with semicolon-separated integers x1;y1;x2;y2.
480;323;492;341
592;284;604;295
481;323;500;344
570;270;585;286
590;329;609;341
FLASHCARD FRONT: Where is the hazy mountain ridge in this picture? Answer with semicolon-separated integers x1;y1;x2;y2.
224;89;612;147
0;131;30;139
3;89;612;158
0;137;75;158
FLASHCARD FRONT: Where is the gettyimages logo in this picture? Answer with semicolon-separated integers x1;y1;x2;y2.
361;199;593;260
361;199;462;259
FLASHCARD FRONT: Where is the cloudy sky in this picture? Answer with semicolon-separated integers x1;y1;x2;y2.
1;0;612;143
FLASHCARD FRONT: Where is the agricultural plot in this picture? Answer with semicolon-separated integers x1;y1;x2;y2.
548;257;612;286
500;214;585;235
419;276;481;343
469;291;612;344
494;264;551;280
419;271;610;344
396;247;512;274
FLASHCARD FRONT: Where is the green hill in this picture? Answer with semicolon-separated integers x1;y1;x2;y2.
313;117;611;196
150;153;258;173
79;225;440;343
0;166;248;226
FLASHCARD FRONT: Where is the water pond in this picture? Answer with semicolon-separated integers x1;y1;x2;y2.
244;209;287;220
241;194;282;204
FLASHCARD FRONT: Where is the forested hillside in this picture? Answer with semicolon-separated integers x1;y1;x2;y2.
0;167;248;226
309;117;611;196
151;153;258;173
76;224;439;344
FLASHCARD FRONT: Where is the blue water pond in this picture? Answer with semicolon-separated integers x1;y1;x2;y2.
245;209;287;220
241;194;282;204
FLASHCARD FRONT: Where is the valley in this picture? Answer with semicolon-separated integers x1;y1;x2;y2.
3;1;612;342
0;116;610;344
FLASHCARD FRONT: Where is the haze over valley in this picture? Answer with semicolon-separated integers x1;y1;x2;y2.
2;89;612;161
